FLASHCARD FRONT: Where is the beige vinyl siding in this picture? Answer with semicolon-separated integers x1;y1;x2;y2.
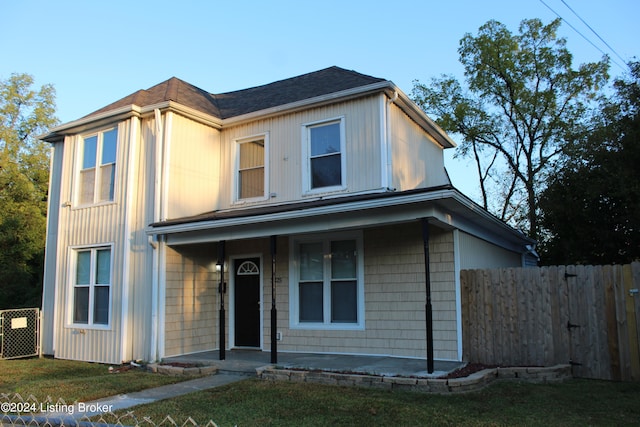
51;120;134;364
166;113;220;219
458;231;522;269
390;102;451;191
217;96;382;208
163;225;459;361
279;223;457;360
123;116;155;361
164;244;218;357
40;142;65;355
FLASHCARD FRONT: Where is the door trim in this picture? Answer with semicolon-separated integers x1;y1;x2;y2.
229;254;263;349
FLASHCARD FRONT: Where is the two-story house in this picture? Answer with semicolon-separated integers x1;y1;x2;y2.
40;67;535;365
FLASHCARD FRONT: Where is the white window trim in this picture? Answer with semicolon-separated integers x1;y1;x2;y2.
288;231;364;331
232;133;269;204
301;117;347;195
74;127;119;207
66;243;114;330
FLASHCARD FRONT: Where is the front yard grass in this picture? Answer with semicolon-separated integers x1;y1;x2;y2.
0;358;183;404
3;358;640;425
108;377;640;426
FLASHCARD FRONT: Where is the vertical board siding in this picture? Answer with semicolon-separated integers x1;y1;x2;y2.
166;113;220;219
461;263;640;381
52;120;134;364
458;231;522;269
390;103;450;191
218;96;383;208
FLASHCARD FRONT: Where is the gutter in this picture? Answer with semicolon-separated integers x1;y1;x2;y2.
39;82;455;149
147;186;455;235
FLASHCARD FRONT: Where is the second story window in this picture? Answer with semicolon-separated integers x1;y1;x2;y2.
304;118;345;193
79;128;118;205
236;135;267;201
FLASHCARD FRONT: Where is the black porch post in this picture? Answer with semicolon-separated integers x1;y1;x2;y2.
421;218;434;373
270;235;278;364
218;240;226;360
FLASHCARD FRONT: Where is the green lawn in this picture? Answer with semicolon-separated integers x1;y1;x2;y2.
109;377;640;426
2;358;640;426
0;358;182;404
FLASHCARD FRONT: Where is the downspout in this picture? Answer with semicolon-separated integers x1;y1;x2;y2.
422;218;434;373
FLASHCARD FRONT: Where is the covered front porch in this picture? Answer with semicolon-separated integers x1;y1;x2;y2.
151;187;490;371
164;349;464;378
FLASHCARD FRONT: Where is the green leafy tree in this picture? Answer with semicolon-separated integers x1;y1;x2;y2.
412;18;609;240
0;73;57;308
539;62;640;265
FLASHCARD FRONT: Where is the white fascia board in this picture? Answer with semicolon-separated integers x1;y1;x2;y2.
148;189;455;237
150;188;534;254
391;89;457;149
39;105;144;142
40;101;223;142
141;101;223;129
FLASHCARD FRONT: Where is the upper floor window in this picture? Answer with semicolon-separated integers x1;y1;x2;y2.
71;246;112;327
78;127;117;205
235;135;267;201
303;118;345;193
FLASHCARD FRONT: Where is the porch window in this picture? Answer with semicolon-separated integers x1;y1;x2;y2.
236;136;267;200
303;118;345;193
71;246;112;327
291;232;364;329
78;128;117;205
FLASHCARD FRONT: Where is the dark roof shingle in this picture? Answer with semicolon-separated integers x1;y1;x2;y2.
83;66;386;120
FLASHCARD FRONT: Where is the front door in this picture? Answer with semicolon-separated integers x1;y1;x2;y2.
233;258;261;347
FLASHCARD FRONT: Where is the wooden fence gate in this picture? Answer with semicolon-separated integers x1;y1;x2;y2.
460;263;640;381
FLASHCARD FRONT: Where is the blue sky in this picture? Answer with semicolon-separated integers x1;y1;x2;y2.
2;0;637;198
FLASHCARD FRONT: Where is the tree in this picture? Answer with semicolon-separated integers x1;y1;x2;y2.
412;18;609;241
0;73;57;309
539;62;640;265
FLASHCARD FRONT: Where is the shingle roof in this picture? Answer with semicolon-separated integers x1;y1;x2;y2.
83;66;386;120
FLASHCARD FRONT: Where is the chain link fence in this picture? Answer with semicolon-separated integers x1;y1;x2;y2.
0;393;220;427
0;308;40;360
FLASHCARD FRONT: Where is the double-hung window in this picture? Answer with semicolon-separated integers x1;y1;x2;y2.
291;232;364;329
303;118;345;193
71;246;112;327
79;128;117;205
235;135;267;201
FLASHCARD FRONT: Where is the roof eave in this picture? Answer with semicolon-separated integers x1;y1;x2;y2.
39;101;223;142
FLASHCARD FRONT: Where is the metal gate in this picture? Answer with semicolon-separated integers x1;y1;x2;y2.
0;308;40;359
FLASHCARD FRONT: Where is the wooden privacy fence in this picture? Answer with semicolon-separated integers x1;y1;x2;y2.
461;263;640;381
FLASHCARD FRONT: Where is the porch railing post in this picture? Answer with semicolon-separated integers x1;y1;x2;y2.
422;218;434;373
270;235;278;364
218;240;226;360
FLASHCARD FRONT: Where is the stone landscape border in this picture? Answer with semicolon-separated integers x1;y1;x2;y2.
147;363;218;376
256;364;572;393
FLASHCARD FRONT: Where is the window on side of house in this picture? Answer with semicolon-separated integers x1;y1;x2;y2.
71;246;112;327
304;118;345;193
79;127;117;205
235;135;267;201
291;232;364;330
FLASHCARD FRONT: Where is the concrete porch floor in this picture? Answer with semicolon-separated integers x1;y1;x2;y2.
164;350;464;378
